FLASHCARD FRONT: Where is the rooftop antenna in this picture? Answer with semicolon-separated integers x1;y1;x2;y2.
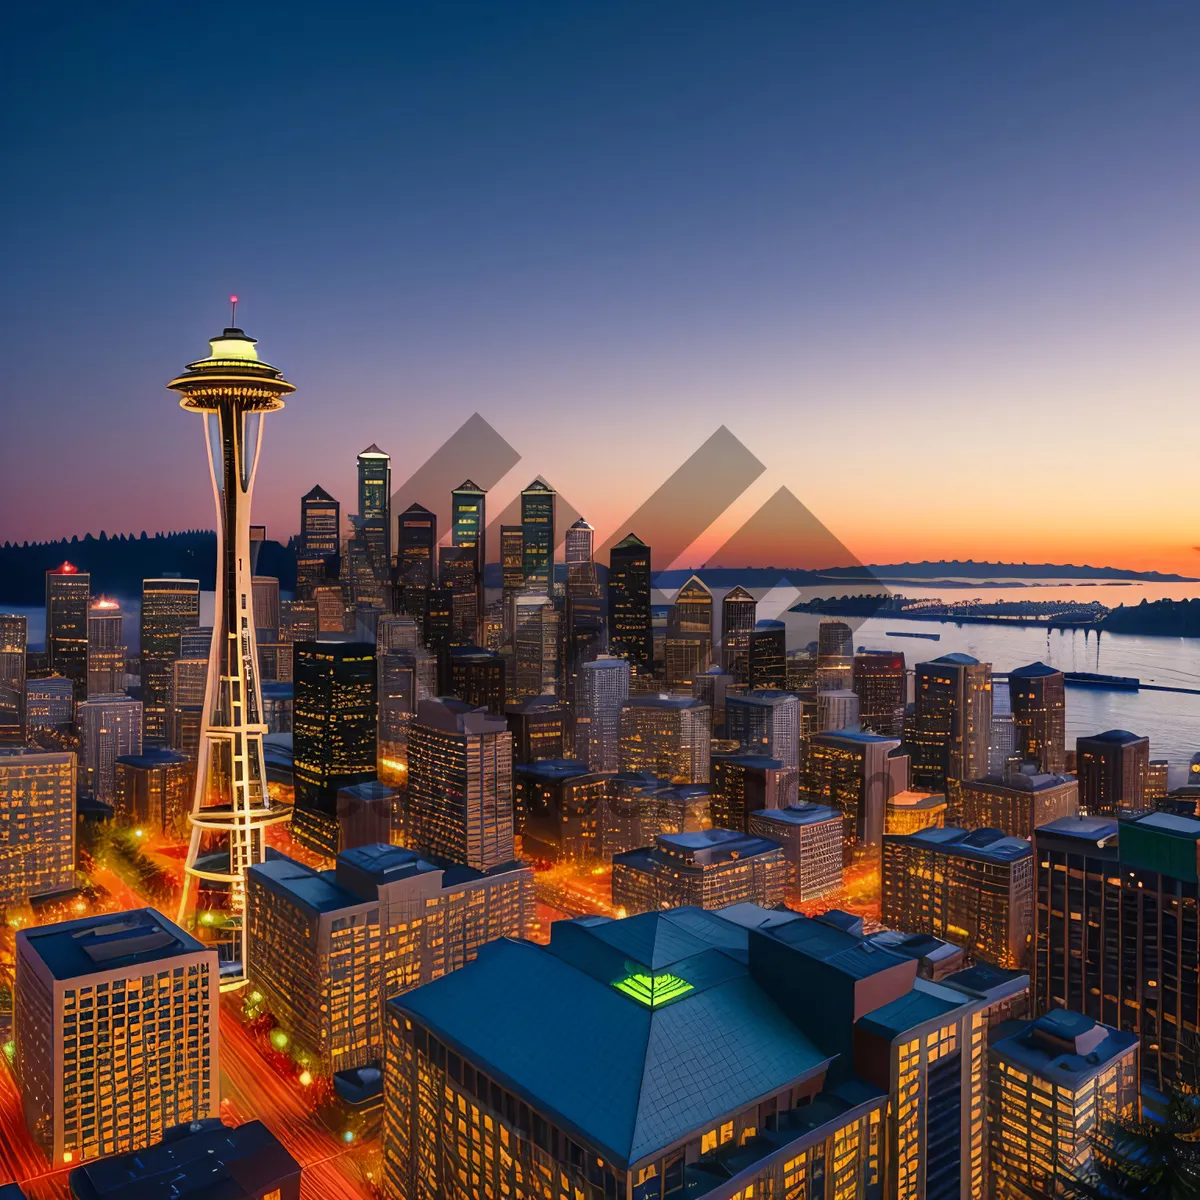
229;294;239;327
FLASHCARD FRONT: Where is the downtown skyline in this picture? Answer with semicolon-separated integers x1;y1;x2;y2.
3;3;1200;572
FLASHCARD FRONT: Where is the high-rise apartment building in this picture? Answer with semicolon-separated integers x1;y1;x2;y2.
1076;729;1150;815
246;844;533;1074
618;694;711;783
140;578;200;742
815;619;854;691
14;909;218;1165
882;826;1033;968
76;695;143;803
357;444;391;573
0;748;75;906
989;1011;1137;1199
114;749;191;836
911;654;993;791
0;612;27;739
1008;661;1066;774
406;698;514;870
292;640;378;854
520;478;555;593
576;655;630;771
45;563;90;701
853;650;906;737
607;533;653;674
86;599;125;697
806;729;905;851
720;584;757;681
748;619;787;689
946;769;1078;839
613;829;788;913
747;803;843;902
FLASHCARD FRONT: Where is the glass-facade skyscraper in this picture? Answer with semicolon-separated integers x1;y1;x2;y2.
140;578;200;740
607;533;652;674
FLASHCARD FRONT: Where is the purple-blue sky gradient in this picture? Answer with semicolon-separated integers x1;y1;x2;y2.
3;3;1199;570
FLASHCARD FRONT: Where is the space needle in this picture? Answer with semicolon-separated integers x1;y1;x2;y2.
168;300;295;988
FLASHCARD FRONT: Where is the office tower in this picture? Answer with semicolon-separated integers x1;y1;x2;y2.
885;789;947;836
168;657;206;758
747;803;843;902
618;694;711;783
139;578;201;740
25;675;74;729
251;575;280;640
505;694;566;763
312;583;345;633
439;544;481;645
564;589;606;696
86;599;125;698
911;653;993;791
45;562;90;701
397;501;437;586
576;655;630;771
499;524;524;638
1076;729;1150;815
0;748;75;906
989;1012;1137;1199
447;645;506;713
66;1119;302;1200
76;695;143;803
946;769;1078;838
260;680;293;735
988;713;1019;775
565;516;600;597
613;829;787;913
167;322;295;983
247;844;532;1075
815;619;854;691
377;653;418;780
383;904;1027;1200
806;729;905;851
376;612;420;655
515;759;609;858
720;584;757;681
692;663;734;733
599;775;712;858
607;532;653;674
357;443;391;573
664;636;710;691
1032;816;1120;1027
512;592;559;698
114;749;191;836
882;826;1033;967
406;698;514;869
668;575;713;640
711;751;787;829
292;640;377;854
816;688;860;733
520;478;555;593
748;618;787;689
179;624;212;659
450;479;486;624
14;909;218;1165
345;531;385;609
335;778;394;849
1147;758;1169;803
725;688;801;773
300;483;341;587
853;650;906;736
1007;661;1066;774
0;612;27;739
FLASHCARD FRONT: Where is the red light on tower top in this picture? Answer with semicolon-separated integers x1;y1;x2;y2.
229;294;239;325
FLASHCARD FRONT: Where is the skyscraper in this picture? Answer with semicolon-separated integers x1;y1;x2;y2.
115;748;192;836
0;747;75;906
406;698;514;870
564;516;599;597
396;502;437;590
1008;661;1067;774
520;478;555;593
357;443;391;574
806;729;905;851
447;645;506;714
45;563;90;701
946;769;1078;839
664;574;712;689
618;694;711;783
747;803;844;903
576;655;630;771
450;479;486;628
512;592;559;698
853;650;906;737
14;909;218;1165
1076;729;1149;815
710;750;787;829
251;575;280;640
505;694;567;763
292;641;378;854
140;578;200;742
499;524;524;640
911;653;993;791
86;599;125;698
607;533;652;674
76;695;143;803
168;319;295;983
815;619;854;691
299;484;341;588
748;619;787;689
816;687;860;733
725;689;801;772
720;584;757;681
0;612;27;740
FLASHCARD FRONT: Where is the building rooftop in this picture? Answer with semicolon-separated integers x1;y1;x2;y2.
1079;729;1147;745
20;909;207;981
887;790;945;811
713;752;785;772
750;803;841;827
249;855;370;916
115;749;190;770
515;758;598;783
506;694;566;715
924;653;981;667
302;484;336;502
753;619;786;632
887;825;1032;864
1009;660;1062;679
974;770;1075;792
856;985;963;1042
616;828;781;868
68;1118;300;1200
391;909;832;1169
991;1012;1138;1089
1033;814;1120;845
813;728;897;745
624;693;707;711
725;690;797;708
336;779;397;802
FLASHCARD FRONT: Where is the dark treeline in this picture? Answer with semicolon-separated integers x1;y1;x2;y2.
1102;598;1200;637
0;531;297;604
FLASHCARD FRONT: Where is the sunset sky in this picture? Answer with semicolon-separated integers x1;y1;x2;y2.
3;3;1200;573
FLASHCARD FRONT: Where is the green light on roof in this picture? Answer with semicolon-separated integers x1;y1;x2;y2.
613;972;694;1008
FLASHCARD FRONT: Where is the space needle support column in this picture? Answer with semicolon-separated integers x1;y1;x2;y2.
168;317;296;989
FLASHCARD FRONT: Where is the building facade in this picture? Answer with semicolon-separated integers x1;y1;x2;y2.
139;578;200;741
946;770;1078;839
0;748;75;907
911;654;993;792
1076;729;1150;815
747;803;843;903
45;563;90;701
607;533;653;675
1007;661;1067;775
618;694;711;784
